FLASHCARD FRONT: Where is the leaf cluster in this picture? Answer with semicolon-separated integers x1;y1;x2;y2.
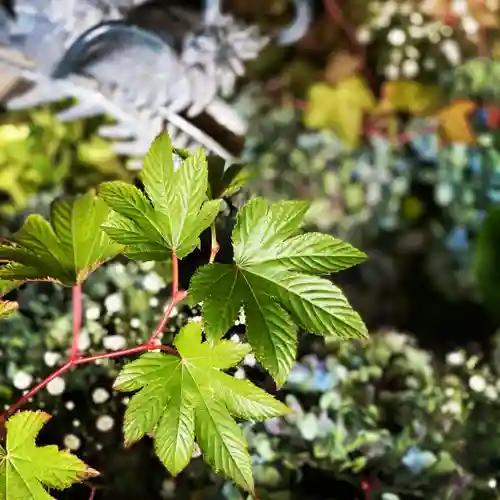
0;132;367;496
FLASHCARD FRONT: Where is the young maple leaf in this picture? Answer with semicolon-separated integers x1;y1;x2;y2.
0;411;99;499
0;190;123;286
0;280;19;319
113;321;290;494
189;198;368;387
98;133;222;261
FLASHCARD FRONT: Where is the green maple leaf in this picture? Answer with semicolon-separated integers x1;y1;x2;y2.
0;411;99;499
113;321;289;493
99;133;222;260
0;190;123;286
189;197;368;386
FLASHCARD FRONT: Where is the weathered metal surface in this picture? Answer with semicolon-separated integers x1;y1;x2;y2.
0;0;312;167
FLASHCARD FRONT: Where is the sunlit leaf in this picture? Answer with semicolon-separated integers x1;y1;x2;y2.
0;411;98;499
100;133;222;260
0;190;123;285
114;322;289;492
190;198;367;386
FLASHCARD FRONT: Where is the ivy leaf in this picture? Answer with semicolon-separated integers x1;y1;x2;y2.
190;198;367;386
100;133;222;260
113;322;289;492
0;190;123;285
0;411;99;499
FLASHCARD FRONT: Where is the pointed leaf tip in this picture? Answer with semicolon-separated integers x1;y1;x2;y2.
86;467;100;478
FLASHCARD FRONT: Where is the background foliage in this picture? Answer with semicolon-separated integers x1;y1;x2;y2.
3;0;500;498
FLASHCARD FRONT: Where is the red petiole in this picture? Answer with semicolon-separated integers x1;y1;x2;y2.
0;252;184;424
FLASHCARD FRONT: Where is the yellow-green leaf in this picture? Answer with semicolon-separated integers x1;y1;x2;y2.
0;190;123;285
0;411;98;499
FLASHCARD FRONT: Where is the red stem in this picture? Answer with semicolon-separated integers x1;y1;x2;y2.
148;252;186;344
1;252;186;421
3;362;73;419
209;223;219;264
76;344;178;365
89;487;96;500
70;284;83;361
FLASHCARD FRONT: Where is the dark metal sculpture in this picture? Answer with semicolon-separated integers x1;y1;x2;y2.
0;0;313;168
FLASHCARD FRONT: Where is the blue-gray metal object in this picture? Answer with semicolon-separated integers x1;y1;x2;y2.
0;0;313;168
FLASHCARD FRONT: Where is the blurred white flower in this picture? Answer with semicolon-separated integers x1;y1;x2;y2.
446;351;465;366
13;371;32;390
96;415;114;432
143;273;165;293
47;377;66;395
86;305;101;321
92;388;110;404
64;434;81;451
243;354;256;367
485;385;498;400
130;318;141;328
104;293;123;313
44;351;61;367
103;335;127;351
469;374;486;392
442;401;461;415
78;329;91;351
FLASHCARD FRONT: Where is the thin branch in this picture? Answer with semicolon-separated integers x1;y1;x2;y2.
148;251;187;344
172;250;179;298
2;343;179;421
74;344;178;365
1;252;185;420
70;284;83;361
209;223;220;263
2;361;73;420
148;291;187;344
